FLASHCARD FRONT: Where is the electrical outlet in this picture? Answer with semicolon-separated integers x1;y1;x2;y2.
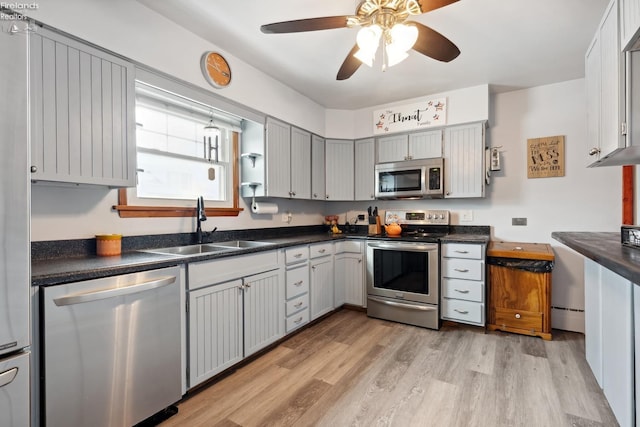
461;210;473;222
512;217;527;226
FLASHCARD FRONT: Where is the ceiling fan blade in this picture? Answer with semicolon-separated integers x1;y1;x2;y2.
415;0;459;14
261;16;351;33
336;44;362;80
410;21;460;63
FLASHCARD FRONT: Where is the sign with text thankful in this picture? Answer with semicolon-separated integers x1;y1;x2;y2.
373;98;447;134
527;135;565;178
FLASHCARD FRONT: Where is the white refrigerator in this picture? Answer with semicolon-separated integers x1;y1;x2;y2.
0;16;31;427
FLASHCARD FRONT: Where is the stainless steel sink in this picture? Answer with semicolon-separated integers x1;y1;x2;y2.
142;244;239;257
210;240;275;249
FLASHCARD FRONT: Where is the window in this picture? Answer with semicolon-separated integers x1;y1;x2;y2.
115;81;243;218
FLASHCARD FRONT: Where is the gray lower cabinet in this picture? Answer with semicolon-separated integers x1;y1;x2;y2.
30;27;136;187
310;243;334;319
334;240;364;307
187;251;283;389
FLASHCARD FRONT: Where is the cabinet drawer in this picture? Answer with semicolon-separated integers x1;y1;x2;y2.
334;240;362;254
494;307;543;332
442;258;484;281
442;278;484;302
286;293;309;316
286;308;309;333
310;243;333;259
286;264;309;299
442;299;484;325
442;243;484;260
189;251;279;290
285;246;309;264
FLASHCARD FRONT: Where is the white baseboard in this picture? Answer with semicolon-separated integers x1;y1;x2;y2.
551;307;584;333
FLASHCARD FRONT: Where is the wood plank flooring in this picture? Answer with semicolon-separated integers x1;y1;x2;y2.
161;309;619;427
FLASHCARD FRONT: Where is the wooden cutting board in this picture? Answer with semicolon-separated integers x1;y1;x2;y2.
487;241;554;261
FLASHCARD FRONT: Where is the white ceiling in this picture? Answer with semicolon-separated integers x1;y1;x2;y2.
138;0;609;110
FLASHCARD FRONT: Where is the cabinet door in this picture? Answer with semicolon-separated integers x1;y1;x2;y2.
443;122;485;198
290;127;311;199
311;135;326;200
600;0;625;161
585;35;602;166
620;0;640;50
310;256;334;320
189;279;243;388
265;117;291;198
354;138;375;201
30;28;135;187
377;134;408;162
584;258;603;386
335;253;364;307
243;269;284;357
325;139;354;201
408;130;443;159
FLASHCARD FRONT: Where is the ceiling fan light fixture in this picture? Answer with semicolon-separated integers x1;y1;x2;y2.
385;45;409;67
389;23;418;52
354;48;375;67
356;24;382;52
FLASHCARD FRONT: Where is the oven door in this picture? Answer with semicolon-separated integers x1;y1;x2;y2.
366;241;439;305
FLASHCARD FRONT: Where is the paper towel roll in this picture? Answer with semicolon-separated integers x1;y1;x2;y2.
251;202;278;214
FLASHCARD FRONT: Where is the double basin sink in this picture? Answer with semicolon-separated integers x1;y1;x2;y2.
143;240;275;257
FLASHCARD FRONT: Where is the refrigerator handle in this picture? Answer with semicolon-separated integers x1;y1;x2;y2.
53;276;176;306
0;367;18;388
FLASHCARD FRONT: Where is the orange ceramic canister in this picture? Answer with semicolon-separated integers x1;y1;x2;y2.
96;234;122;256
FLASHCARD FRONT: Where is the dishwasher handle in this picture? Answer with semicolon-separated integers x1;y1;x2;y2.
0;367;18;388
53;276;176;306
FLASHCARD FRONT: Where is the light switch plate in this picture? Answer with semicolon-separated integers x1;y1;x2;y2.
512;217;527;226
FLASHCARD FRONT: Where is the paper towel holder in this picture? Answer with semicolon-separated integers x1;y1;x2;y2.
241;182;262;211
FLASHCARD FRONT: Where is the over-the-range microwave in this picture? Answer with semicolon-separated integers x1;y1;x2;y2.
375;158;444;199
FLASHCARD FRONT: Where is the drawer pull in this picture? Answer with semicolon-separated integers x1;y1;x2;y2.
294;316;303;324
319;249;326;253
454;309;469;314
454;289;470;294
294;302;303;308
515;313;521;319
294;280;303;286
454;268;469;273
294;253;303;258
454;250;469;254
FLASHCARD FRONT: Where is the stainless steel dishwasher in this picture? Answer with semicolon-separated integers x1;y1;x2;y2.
42;266;182;427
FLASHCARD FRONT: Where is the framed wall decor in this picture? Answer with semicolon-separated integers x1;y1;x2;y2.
527;135;565;178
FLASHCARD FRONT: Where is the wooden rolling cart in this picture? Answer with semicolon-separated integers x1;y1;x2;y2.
486;241;554;340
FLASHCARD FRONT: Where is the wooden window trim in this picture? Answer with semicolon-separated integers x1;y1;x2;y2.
114;133;243;218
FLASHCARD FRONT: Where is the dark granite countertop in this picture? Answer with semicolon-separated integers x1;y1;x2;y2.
552;231;640;284
32;226;491;286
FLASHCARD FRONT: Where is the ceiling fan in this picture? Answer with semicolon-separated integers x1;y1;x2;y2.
260;0;461;80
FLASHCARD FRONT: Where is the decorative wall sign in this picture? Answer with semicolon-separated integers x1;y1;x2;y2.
527;135;565;178
373;97;447;134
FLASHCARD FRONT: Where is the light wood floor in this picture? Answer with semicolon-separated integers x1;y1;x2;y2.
162;309;619;427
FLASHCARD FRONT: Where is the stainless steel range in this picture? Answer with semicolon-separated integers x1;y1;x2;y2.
366;209;449;330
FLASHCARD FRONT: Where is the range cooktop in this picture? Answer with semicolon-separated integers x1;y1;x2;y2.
383;209;450;242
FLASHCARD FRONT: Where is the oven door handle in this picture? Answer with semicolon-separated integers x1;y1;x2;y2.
53;276;176;306
367;242;437;252
368;296;437;312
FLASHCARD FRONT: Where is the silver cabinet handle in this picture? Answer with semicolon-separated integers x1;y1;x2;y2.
294;253;303;258
0;367;18;388
54;276;176;306
454;289;470;294
454;268;469;273
313;193;318;198
588;147;601;156
294;317;303;324
245;283;251;289
454;250;469;254
294;280;303;286
454;309;469;314
294;302;303;308
319;249;326;253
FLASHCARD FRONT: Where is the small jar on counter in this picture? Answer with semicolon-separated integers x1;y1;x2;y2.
96;234;122;256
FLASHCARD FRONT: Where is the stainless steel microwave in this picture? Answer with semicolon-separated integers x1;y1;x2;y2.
375;158;444;199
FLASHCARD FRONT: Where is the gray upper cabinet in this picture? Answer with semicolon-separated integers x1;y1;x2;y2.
325;139;354;201
620;0;640;51
264;118;311;199
377;130;443;163
30;27;136;187
443;122;486;198
354;138;375;201
311;134;326;200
